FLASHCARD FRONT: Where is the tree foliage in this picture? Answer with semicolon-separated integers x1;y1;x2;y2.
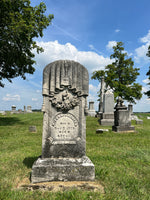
144;45;150;98
0;0;54;87
91;42;142;104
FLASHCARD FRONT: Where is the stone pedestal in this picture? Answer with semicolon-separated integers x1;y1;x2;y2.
31;60;95;183
100;113;114;126
112;97;135;132
88;101;96;117
31;156;94;183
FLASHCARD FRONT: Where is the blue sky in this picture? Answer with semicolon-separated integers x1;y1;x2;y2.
0;0;150;112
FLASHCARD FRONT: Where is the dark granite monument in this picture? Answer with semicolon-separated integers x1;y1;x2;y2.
31;60;95;183
112;97;135;132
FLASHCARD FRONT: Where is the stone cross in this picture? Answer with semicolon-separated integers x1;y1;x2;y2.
31;60;95;183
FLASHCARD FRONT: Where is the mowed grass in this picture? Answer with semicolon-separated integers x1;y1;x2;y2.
0;112;150;200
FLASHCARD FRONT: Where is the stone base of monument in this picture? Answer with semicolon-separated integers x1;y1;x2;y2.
100;113;114;126
112;125;135;132
88;110;96;117
31;156;95;183
100;119;114;126
20;181;104;193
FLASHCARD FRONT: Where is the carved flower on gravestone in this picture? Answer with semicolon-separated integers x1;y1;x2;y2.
50;90;80;112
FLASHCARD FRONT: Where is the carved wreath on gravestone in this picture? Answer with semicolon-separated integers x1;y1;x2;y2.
50;90;80;112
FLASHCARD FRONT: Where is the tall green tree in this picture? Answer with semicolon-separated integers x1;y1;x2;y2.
145;45;150;98
92;42;142;103
0;0;54;87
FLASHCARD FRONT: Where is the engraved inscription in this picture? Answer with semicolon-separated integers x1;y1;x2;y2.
51;113;78;141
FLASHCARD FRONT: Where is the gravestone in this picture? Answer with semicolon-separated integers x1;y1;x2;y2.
136;119;143;124
128;104;139;120
18;109;22;113
29;126;37;132
11;105;17;114
31;60;95;183
128;104;133;116
96;129;109;134
100;90;114;126
112;97;135;132
27;105;32;113
88;101;96;117
0;111;6;115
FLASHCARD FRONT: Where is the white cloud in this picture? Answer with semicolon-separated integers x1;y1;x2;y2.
146;98;150;104
142;78;149;84
142;86;148;93
89;83;100;93
134;30;150;63
106;41;117;50
34;40;112;73
32;98;38;101
115;29;120;33
3;94;20;101
88;83;101;111
140;30;150;43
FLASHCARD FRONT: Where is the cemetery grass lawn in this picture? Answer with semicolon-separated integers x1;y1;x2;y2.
0;113;150;200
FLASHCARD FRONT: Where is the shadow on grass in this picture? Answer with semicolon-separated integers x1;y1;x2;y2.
0;117;25;126
23;156;39;168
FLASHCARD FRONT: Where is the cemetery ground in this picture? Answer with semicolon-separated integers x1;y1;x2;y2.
0;112;150;200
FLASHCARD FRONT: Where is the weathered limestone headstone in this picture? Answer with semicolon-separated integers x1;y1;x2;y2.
31;60;95;183
100;90;114;126
27;105;32;113
88;101;96;117
112;97;135;132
